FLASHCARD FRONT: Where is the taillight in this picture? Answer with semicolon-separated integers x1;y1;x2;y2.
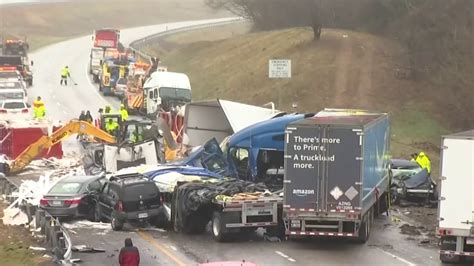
115;200;124;212
21;109;28;113
39;198;49;206
64;198;82;205
346;213;359;219
438;228;453;236
0;109;7;113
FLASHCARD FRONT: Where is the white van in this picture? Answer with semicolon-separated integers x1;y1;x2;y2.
0;89;27;105
143;71;191;116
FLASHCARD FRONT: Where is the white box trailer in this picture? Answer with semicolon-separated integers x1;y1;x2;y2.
438;130;474;264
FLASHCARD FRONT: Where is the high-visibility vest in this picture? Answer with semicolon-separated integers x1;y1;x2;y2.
61;68;69;77
120;108;129;121
105;121;118;133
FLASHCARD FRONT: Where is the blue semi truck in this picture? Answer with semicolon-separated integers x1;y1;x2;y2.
283;109;391;243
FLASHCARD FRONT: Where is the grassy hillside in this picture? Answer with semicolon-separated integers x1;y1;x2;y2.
146;26;450;175
1;0;229;50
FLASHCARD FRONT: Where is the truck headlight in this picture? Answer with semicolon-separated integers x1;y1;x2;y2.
291;220;301;228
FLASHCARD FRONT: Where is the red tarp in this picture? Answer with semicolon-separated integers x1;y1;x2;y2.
0;124;63;160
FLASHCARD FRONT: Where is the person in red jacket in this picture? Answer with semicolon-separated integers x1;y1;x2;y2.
119;238;140;266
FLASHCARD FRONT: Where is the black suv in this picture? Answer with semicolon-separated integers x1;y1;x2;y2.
93;173;162;230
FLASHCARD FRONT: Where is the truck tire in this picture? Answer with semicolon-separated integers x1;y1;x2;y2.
211;211;229;242
182;212;207;234
357;208;373;243
440;236;461;263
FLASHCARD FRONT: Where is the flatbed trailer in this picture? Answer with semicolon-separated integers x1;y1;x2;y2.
209;195;283;241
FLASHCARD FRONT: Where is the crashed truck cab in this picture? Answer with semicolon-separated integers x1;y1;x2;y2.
181;113;313;189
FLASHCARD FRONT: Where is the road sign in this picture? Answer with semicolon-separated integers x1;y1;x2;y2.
269;59;291;78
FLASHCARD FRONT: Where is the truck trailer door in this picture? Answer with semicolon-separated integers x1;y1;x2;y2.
284;126;321;211
439;137;474;232
323;127;362;212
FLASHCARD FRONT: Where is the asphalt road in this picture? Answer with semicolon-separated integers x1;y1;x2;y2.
26;18;442;266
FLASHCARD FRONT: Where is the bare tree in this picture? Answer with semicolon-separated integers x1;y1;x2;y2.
206;0;323;40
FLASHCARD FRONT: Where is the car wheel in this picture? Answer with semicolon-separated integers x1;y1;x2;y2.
111;213;123;231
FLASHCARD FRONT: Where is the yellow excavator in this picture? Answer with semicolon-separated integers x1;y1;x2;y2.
4;120;116;175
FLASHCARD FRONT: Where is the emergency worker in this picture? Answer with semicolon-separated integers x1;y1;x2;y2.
120;104;129;121
104;105;112;114
416;152;431;175
60;66;70;86
33;96;45;120
105;118;119;135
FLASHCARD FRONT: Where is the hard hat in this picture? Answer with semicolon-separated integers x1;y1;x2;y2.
121;104;125;108
419;152;425;156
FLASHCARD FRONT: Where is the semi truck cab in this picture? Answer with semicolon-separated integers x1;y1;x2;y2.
143;71;192;116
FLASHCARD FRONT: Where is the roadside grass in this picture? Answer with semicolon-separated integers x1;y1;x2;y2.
146;25;452;170
0;201;50;266
1;0;229;51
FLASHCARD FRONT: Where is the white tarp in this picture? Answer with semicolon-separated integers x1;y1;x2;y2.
183;99;282;146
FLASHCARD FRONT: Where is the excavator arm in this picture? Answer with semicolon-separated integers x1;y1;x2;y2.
9;120;116;174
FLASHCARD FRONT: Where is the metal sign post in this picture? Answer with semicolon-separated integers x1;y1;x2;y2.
269;59;292;108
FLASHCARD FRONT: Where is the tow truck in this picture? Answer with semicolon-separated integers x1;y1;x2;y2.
0;56;33;86
99;59;129;96
2;39;29;56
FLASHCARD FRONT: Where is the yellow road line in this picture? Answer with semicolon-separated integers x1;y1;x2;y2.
137;230;187;266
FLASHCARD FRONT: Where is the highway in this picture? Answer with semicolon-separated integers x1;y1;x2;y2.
25;15;441;266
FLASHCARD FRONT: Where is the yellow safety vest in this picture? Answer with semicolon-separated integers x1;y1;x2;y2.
61;68;70;77
120;108;129;121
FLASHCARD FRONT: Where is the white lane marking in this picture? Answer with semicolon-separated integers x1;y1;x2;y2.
56;102;61;106
275;251;288;258
63;110;68;114
380;249;416;266
275;251;296;263
168;245;177;251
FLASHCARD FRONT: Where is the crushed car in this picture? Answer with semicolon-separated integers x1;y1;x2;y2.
389;159;438;206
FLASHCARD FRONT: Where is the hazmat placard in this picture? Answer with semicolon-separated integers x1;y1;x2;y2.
269;59;291;78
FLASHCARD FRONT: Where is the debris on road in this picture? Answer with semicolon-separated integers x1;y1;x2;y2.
2;207;28;225
399;224;421;236
29;246;47;251
72;245;106;253
63;220;112;231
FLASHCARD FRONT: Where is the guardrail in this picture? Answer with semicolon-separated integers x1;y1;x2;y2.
129;17;248;63
0;174;72;264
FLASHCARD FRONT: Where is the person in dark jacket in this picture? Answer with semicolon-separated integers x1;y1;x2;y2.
85;110;93;124
119;238;140;266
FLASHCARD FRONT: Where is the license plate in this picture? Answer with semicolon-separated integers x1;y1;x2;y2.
467;238;474;245
246;203;273;216
138;213;148;219
52;200;62;206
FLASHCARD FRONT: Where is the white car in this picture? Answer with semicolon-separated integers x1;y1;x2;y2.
0;100;31;120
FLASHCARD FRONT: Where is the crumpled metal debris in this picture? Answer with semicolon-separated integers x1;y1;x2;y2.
71;245;105;253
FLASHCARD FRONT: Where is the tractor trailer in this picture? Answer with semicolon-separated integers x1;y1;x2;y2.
283;109;391;242
437;130;474;264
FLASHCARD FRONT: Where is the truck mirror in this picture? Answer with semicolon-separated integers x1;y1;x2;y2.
30;61;34;66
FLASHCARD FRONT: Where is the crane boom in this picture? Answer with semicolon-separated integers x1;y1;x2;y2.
9;120;116;174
